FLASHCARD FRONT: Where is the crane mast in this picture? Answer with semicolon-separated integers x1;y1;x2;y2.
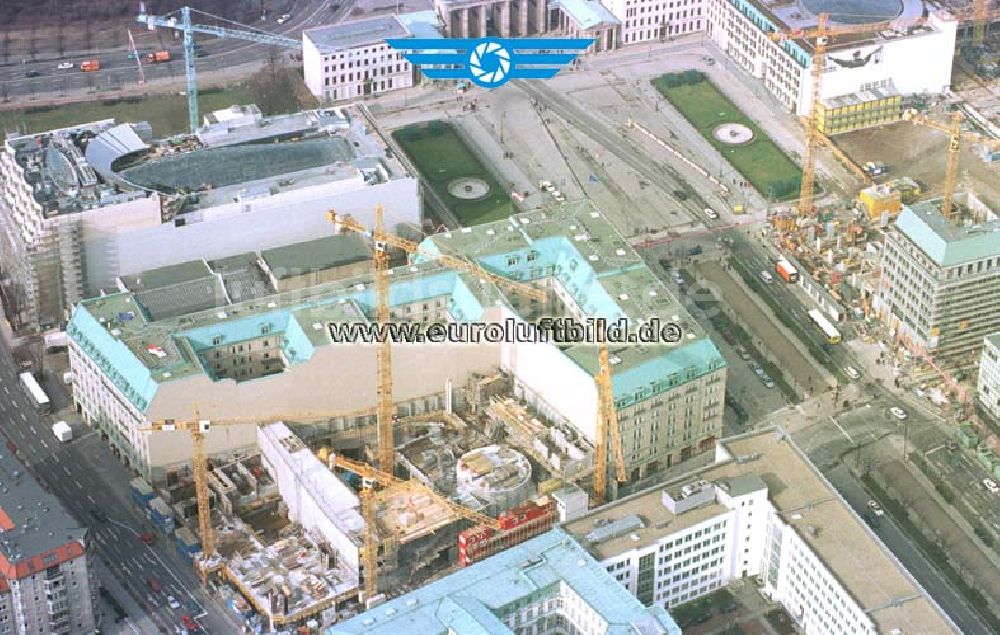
136;6;299;133
592;344;626;506
372;205;396;473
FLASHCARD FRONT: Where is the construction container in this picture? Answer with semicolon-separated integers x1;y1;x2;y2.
130;477;156;509
149;497;175;534
174;526;201;563
858;184;902;220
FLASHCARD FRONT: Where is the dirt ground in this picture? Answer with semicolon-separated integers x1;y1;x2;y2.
880;460;1000;604
836;94;1000;211
697;261;828;396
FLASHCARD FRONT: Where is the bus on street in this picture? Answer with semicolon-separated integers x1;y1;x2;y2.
808;309;842;345
18;372;50;414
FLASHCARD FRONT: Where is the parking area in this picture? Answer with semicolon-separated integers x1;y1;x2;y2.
696;260;828;395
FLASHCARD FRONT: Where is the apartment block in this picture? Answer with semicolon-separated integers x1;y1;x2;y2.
0;452;97;634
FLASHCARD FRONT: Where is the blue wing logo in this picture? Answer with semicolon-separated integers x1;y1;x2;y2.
386;37;593;89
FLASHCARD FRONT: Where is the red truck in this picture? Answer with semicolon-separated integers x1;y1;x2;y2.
80;59;100;72
775;258;799;283
144;50;171;64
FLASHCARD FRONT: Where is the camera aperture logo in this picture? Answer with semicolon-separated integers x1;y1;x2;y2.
386;37;593;88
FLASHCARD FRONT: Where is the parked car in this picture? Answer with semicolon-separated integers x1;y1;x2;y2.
25;70;40;78
984;479;999;494
167;595;181;610
703;207;719;220
844;366;861;380
889;406;908;420
148;577;161;593
734;345;751;361
760;374;775;389
56;62;74;70
140;532;155;545
867;500;884;516
760;271;774;284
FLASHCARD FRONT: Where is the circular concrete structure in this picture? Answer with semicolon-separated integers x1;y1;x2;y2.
799;0;903;24
713;123;754;145
456;445;533;516
448;177;491;200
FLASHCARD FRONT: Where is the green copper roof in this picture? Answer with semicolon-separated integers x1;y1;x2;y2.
328;527;680;635
895;202;1000;267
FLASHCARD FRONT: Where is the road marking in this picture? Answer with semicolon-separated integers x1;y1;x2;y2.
122;618;141;635
87;495;95;504
29;426;36;435
52;453;59;464
2;386;7;394
830;416;855;444
62;465;70;476
75;481;82;489
18;412;25;422
40;439;47;449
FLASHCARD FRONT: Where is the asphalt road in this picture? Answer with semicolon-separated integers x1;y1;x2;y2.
824;463;991;635
0;0;348;101
0;335;239;634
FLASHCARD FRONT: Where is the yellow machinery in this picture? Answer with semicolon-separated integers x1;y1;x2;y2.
902;109;1000;222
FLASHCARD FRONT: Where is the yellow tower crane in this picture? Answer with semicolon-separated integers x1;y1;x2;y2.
144;405;387;575
326;210;627;506
974;0;989;45
592;344;627;507
325;452;501;600
768;13;926;217
902;108;1000;222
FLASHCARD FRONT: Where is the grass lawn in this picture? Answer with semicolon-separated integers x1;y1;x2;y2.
392;121;512;226
654;72;801;200
0;86;255;138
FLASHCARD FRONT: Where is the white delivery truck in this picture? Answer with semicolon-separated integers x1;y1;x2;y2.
52;421;73;443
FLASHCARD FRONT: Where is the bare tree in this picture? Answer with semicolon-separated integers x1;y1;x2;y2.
84;15;93;51
248;47;300;115
1;30;10;65
56;17;66;57
27;26;37;62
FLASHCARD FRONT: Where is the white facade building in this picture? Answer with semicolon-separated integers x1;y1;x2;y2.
978;333;1000;423
603;0;705;46
704;0;957;116
303;12;443;103
563;430;959;634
